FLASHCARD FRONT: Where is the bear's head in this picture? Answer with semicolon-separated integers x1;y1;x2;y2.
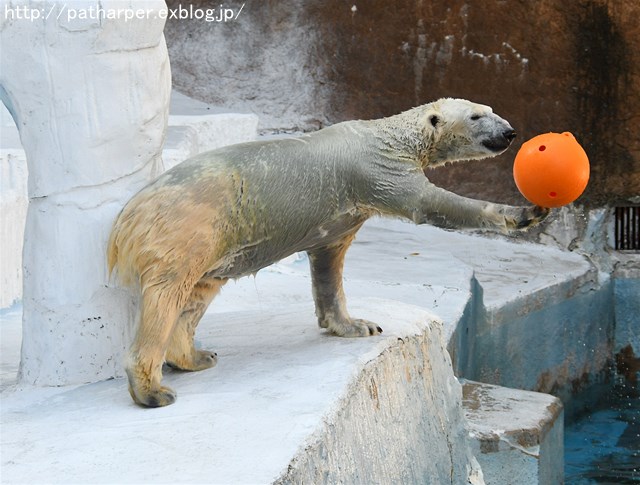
422;98;516;167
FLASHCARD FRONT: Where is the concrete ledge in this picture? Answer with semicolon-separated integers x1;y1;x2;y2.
1;299;480;484
278;305;481;484
463;380;564;485
165;113;259;169
165;90;259;170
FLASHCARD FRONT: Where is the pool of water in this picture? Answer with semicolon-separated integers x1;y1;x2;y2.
565;372;640;484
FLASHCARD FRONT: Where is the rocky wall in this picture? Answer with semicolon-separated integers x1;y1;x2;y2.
165;0;640;206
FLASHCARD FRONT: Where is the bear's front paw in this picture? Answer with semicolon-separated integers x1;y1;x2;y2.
506;205;550;230
326;318;383;338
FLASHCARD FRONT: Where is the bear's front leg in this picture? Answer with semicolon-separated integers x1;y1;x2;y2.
307;233;383;337
379;173;550;231
415;181;551;230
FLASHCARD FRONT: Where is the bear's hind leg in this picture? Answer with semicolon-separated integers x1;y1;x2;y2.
127;277;195;408
166;277;226;372
308;231;382;337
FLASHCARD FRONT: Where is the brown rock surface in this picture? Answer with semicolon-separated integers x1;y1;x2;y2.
165;0;639;206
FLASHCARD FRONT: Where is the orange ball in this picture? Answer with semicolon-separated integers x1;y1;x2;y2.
513;132;590;208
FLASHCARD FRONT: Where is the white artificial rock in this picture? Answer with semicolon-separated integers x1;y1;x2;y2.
163;124;201;170
0;106;27;308
165;113;259;170
164;87;259;169
169;114;259;151
1;299;483;484
278;302;484;484
0;92;260;311
0;0;171;385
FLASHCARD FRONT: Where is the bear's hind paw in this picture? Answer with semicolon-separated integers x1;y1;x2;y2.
129;385;177;408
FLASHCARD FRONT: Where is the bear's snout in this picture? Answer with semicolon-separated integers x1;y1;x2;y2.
503;129;517;143
482;128;517;152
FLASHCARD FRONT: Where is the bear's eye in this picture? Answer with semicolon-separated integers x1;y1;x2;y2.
429;115;440;127
470;115;482;121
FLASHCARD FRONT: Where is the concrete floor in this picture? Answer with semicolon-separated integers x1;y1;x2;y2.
1;218;592;483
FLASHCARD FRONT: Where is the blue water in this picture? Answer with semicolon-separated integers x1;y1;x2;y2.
565;378;640;483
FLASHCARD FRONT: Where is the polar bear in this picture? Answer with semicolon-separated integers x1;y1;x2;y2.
108;98;548;407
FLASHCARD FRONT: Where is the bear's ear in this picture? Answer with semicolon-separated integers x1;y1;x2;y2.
423;108;443;139
422;106;444;132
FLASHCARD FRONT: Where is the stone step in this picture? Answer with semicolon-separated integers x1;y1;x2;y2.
462;379;564;485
